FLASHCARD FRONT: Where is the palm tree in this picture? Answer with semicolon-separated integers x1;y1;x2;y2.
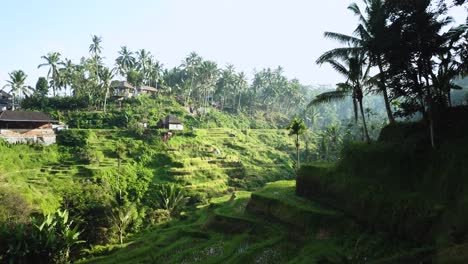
115;46;136;78
59;59;76;96
182;52;202;105
136;49;152;83
148;60;163;88
318;0;395;124
287;118;307;169
197;61;219;108
38;52;61;96
89;35;103;82
311;56;371;143
3;70;32;110
89;35;102;57
236;72;248;112
100;67;115;113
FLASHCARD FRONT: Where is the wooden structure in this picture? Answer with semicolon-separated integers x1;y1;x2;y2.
138;86;158;96
111;81;136;98
0;91;13;111
157;115;183;130
0;111;58;145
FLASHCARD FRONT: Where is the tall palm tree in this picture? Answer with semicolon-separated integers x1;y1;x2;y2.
136;49;152;84
38;52;61;96
311;56;371;143
148;60;163;88
182;52;202;105
115;46;136;78
59;58;76;96
236;72;248;112
89;35;103;57
318;0;395;124
3;70;32;110
287;118;307;169
89;35;103;82
100;67;115;113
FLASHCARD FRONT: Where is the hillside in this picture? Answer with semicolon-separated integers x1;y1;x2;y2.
81;180;429;263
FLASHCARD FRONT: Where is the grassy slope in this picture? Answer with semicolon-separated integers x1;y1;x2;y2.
0;126;295;213
82;180;422;264
296;118;468;263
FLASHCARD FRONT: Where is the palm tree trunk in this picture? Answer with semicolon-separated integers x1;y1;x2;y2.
358;99;370;143
296;134;300;169
237;93;242;112
377;59;395;124
104;86;109;113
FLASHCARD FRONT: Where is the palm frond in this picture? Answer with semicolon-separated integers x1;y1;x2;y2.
326;60;350;77
316;47;362;64
308;90;350;107
324;32;362;45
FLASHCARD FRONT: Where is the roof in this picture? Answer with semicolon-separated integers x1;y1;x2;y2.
139;86;158;92
111;81;134;89
0;90;12;99
159;115;182;125
0;111;57;123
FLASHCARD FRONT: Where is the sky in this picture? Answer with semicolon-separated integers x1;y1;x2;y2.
0;0;466;89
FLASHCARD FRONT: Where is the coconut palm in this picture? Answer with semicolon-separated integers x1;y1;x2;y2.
3;70;32;110
89;35;102;57
287;118;307;169
38;52;61;96
100;67;115;113
318;0;395;124
235;72;248;112
59;58;76;96
182;52;203;105
115;46;136;77
136;49;152;83
148;60;163;88
311;55;371;143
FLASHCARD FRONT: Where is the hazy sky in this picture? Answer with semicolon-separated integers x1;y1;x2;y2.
0;0;466;89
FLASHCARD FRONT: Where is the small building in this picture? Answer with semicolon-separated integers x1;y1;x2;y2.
138;86;158;96
0;111;58;145
157;115;183;130
0;91;13;111
111;81;136;98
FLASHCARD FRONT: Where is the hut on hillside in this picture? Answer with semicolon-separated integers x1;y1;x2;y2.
138;86;158;96
111;81;135;99
157;115;183;130
0;111;58;145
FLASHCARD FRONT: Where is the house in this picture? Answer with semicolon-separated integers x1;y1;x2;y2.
111;81;136;98
0;91;13;111
0;111;58;145
157;115;183;130
138;86;158;96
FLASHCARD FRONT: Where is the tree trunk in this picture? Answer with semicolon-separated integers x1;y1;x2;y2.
103;86;109;113
237;93;242;113
296;134;300;169
358;99;371;143
119;229;123;245
377;58;395;124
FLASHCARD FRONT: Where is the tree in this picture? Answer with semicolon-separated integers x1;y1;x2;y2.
35;77;49;97
111;203;136;245
287;118;307;169
115;46;136;78
38;52;61;96
3;70;32;110
312;55;372;142
59;58;76;96
89;35;102;57
100;67;115;113
318;0;395;124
